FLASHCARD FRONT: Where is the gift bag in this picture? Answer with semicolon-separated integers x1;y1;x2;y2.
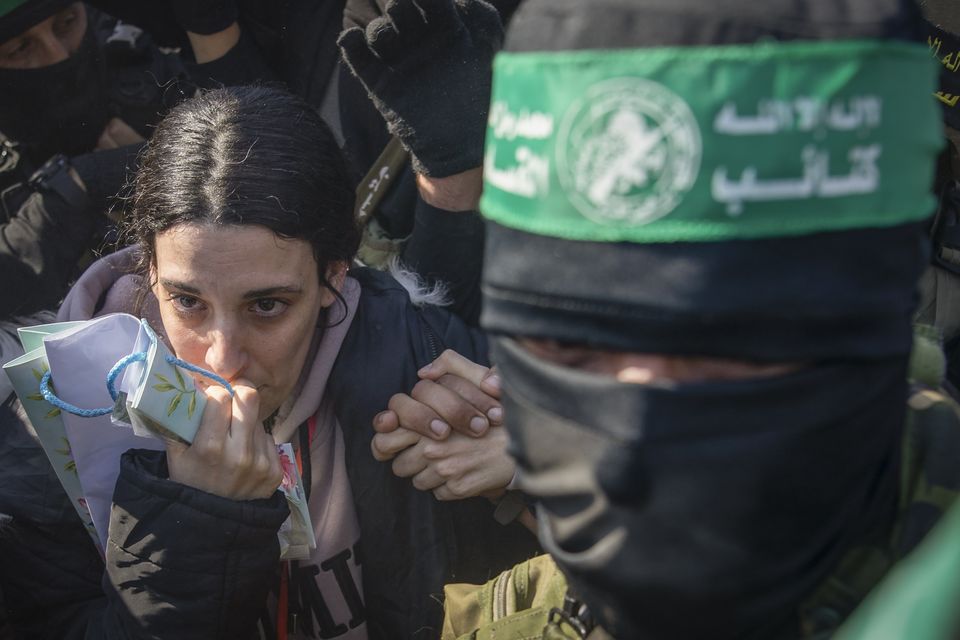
37;314;165;550
3;321;100;551
112;319;209;444
4;314;315;558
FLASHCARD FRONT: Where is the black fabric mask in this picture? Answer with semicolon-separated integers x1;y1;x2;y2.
492;337;905;640
0;23;110;163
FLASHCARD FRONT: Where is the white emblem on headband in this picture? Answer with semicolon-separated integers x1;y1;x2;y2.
556;78;702;226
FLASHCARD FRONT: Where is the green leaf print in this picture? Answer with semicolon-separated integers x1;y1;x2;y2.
167;393;182;417
174;367;185;389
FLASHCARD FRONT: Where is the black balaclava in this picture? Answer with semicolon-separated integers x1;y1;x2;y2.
479;0;941;637
0;11;110;163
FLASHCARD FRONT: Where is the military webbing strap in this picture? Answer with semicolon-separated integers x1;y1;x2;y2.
353;136;408;227
799;383;960;637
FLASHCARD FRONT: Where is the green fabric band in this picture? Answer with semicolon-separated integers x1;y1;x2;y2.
0;0;29;18
481;40;943;243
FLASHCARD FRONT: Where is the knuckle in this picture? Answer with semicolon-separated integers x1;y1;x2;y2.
195;439;224;463
446;480;466;498
253;454;272;478
411;379;433;400
422;443;445;460
207;385;231;402
234;450;254;472
436;460;458;479
387;393;406;411
235;386;260;410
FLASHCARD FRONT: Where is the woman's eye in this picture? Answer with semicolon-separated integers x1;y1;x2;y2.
170;295;202;313
252;299;287;317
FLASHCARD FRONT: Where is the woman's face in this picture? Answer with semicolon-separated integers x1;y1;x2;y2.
152;223;337;422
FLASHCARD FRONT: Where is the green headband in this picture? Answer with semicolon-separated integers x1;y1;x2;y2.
481;40;943;243
0;0;29;18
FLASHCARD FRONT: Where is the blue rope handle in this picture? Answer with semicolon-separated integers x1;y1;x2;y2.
106;351;147;401
40;371;113;417
164;356;235;396
40;319;235;418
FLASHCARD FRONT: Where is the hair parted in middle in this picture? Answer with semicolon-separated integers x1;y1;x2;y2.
124;84;361;303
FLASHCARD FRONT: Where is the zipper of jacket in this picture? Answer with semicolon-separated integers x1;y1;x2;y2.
424;321;441;361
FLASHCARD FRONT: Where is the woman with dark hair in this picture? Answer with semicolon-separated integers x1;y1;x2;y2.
0;84;536;639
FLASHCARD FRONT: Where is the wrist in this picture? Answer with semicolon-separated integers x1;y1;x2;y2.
187;22;241;64
416;168;483;212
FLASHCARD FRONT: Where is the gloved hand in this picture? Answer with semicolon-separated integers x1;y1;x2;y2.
338;0;505;177
71;142;145;215
169;0;238;35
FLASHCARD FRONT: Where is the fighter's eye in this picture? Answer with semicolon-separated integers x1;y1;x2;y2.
1;39;31;60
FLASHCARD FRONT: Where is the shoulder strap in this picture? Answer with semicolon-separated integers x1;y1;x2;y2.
799;383;960;636
909;323;947;388
354;136;409;227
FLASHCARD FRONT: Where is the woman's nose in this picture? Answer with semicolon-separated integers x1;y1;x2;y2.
203;325;247;383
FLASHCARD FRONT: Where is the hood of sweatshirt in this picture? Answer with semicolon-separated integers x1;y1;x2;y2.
57;246;361;443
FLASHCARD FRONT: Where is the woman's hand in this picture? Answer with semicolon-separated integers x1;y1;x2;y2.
374;423;515;501
374;349;503;440
165;380;282;500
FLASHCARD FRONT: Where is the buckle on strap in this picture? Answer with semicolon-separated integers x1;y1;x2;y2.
547;593;596;639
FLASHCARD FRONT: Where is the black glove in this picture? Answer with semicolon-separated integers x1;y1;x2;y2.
170;0;238;35
338;0;505;177
70;143;145;215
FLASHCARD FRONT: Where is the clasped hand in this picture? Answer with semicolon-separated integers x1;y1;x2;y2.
372;350;515;501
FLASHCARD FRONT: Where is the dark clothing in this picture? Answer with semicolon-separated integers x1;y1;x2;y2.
0;10;273;319
401;199;485;324
0;267;539;640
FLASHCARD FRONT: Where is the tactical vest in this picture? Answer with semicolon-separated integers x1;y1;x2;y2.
441;328;960;640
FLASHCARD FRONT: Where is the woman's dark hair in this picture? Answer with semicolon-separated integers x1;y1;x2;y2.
124;85;360;309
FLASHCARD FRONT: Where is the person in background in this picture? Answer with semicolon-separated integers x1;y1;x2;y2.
338;0;521;324
0;0;273;322
917;0;960;392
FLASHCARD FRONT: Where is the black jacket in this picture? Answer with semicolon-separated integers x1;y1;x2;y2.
0;267;538;639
